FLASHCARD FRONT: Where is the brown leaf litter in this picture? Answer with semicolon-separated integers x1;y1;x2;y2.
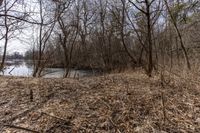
0;70;200;132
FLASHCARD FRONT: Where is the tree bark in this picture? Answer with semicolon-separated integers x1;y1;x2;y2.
164;0;191;70
0;0;9;71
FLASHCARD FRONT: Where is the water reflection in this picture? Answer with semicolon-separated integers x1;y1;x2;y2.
0;60;96;78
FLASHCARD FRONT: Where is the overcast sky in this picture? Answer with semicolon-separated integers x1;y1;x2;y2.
0;0;39;55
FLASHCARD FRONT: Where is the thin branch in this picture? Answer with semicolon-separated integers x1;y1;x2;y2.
128;0;147;14
3;125;39;133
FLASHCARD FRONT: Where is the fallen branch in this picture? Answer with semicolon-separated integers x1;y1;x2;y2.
3;124;39;133
1;98;50;124
8;67;15;75
41;112;70;123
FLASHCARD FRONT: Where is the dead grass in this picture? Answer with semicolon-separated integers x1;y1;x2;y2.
0;70;200;132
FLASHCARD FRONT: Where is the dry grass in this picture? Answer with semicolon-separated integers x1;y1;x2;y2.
0;70;200;132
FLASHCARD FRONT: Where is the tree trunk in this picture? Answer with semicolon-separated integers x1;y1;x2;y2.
0;0;8;71
164;0;191;70
146;0;153;77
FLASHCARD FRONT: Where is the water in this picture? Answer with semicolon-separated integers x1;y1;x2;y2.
0;60;96;78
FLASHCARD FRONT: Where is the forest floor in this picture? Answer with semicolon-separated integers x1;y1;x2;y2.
0;69;200;133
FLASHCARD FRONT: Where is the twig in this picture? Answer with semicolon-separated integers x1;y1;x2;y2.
99;98;111;110
8;67;15;75
30;89;33;102
41;112;70;123
1;97;50;124
109;118;122;133
161;91;166;125
3;124;39;133
0;101;8;106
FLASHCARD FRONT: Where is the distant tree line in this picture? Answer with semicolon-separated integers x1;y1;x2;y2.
6;52;24;60
1;0;200;77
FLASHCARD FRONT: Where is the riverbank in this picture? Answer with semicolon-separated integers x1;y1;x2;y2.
0;70;200;132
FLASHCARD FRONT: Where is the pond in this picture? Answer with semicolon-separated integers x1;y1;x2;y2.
0;60;97;78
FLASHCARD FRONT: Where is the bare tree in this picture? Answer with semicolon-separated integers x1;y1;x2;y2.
32;0;57;77
0;0;26;71
56;0;79;77
128;0;161;76
164;0;191;70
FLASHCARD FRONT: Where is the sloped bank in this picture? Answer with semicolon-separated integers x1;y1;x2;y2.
0;71;200;132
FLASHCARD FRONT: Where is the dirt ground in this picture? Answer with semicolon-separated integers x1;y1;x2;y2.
0;70;200;133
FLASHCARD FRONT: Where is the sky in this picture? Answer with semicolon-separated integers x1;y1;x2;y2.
5;38;30;55
0;0;38;55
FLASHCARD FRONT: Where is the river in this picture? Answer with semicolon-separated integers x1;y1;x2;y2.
0;60;97;78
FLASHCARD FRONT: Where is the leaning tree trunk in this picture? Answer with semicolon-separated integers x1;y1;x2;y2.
164;0;191;70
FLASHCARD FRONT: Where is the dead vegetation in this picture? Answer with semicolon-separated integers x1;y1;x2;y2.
0;70;200;132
